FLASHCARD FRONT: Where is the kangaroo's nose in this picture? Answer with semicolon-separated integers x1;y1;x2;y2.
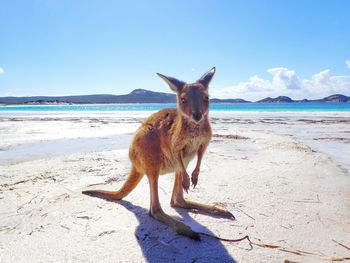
192;112;202;122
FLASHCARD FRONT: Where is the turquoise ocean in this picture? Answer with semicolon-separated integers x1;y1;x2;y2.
0;102;350;111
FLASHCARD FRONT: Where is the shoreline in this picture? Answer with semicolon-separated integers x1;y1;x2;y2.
1;110;349;171
1;109;350;118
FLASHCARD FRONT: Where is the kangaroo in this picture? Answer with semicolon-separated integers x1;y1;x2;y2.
82;67;234;239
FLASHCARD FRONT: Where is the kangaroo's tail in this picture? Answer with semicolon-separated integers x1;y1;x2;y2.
82;166;144;201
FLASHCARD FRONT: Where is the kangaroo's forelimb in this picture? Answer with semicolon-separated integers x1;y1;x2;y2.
176;151;191;193
191;143;207;188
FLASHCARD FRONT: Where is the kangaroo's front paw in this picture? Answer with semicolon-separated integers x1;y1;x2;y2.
182;173;190;193
191;169;199;188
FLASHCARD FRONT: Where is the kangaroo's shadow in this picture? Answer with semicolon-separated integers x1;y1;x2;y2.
106;199;237;263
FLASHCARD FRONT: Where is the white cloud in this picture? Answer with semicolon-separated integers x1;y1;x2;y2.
267;67;301;90
211;67;350;101
0;67;4;74
346;60;350;69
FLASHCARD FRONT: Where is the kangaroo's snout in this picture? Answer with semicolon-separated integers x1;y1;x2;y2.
192;112;203;122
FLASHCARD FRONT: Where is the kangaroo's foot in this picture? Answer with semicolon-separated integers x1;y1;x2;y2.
150;209;200;240
82;190;124;201
172;199;235;220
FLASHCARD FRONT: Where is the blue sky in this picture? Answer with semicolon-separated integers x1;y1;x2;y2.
0;0;350;100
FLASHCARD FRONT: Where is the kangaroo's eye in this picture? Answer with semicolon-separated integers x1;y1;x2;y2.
181;98;186;104
204;96;209;101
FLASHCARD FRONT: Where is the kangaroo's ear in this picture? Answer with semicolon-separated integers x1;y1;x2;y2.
157;73;186;93
197;67;216;88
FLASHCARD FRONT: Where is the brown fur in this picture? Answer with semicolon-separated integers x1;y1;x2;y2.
82;68;234;239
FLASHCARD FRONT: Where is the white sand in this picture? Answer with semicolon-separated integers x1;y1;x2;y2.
0;111;349;262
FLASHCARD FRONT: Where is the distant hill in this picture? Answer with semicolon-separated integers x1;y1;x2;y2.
0;89;250;104
0;89;176;104
258;94;350;103
312;94;350;102
0;89;349;105
257;96;294;103
210;98;250;103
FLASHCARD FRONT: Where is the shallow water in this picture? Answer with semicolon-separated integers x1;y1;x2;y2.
1;102;350;111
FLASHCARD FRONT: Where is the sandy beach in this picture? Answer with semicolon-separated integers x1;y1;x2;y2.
0;111;349;262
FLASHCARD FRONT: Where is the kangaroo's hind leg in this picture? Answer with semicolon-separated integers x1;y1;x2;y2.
146;170;200;240
171;172;235;219
82;166;143;201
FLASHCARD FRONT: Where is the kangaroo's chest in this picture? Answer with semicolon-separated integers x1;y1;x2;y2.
183;136;203;157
